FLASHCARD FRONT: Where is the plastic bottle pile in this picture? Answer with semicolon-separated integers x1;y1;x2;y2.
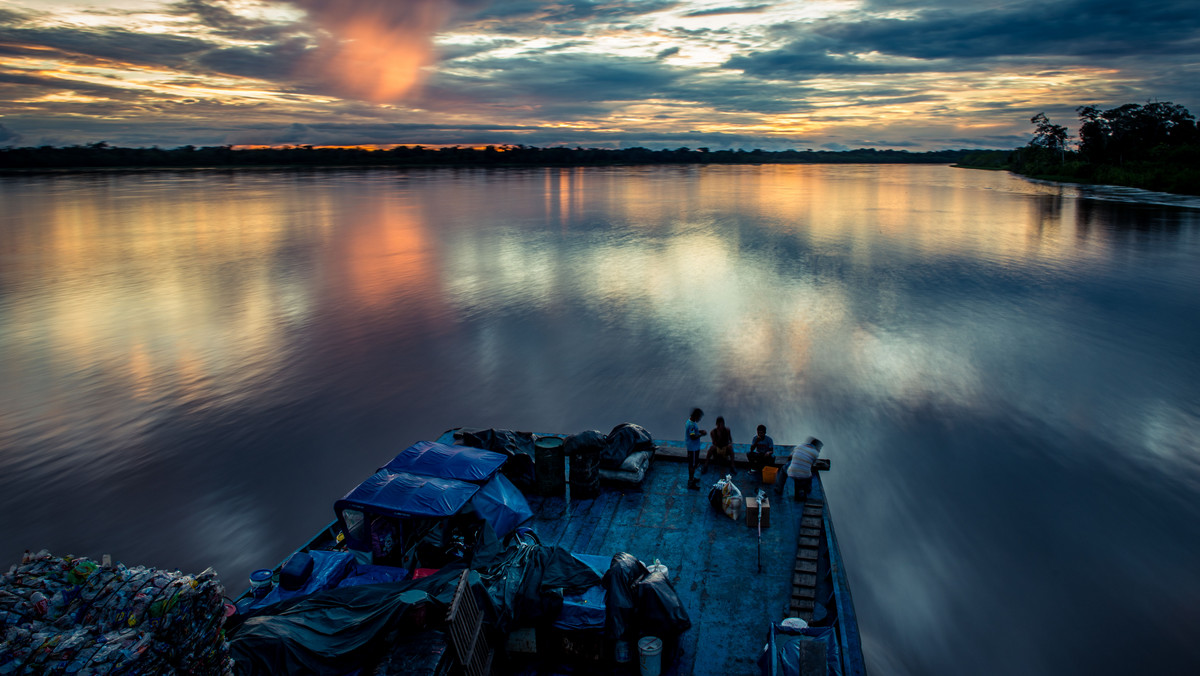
0;550;232;675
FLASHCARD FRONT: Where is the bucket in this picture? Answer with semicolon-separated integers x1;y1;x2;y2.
534;437;566;496
637;636;663;676
762;466;779;484
249;569;273;598
614;639;633;664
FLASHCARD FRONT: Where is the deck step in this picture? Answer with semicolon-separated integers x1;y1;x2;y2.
801;516;822;529
796;547;819;561
800;527;821;538
798;536;820;548
793;560;817;574
792;586;816;600
789;598;815;611
792;573;816;588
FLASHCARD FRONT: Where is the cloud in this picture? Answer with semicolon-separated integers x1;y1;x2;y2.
682;4;773;18
0;123;19;145
277;0;490;102
729;0;1200;79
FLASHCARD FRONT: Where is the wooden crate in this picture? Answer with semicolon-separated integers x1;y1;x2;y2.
746;497;770;528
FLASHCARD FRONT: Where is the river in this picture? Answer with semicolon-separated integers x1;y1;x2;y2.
1;164;1198;675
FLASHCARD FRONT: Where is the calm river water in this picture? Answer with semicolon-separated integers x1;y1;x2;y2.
1;165;1198;675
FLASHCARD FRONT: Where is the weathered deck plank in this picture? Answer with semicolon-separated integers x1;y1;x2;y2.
522;451;807;676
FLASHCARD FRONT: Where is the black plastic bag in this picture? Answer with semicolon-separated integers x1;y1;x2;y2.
563;430;607;457
602;423;655;469
479;539;601;633
601;552;649;640
460;428;537;492
634;569;692;638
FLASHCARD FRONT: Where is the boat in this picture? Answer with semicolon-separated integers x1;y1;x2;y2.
226;426;866;676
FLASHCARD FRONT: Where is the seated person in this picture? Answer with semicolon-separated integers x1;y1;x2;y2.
701;416;735;475
746;424;775;477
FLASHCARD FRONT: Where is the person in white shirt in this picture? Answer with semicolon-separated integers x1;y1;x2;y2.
777;437;822;502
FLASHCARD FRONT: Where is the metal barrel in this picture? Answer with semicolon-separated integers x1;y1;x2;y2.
568;446;601;499
534;436;566;496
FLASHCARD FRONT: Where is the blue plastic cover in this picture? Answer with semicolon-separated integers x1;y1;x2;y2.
382;440;507;483
336;470;480;520
555;554;609;631
240;550;355;612
468;473;533;539
337;564;409;588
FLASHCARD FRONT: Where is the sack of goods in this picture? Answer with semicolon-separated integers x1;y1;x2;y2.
0;549;233;675
706;476;743;521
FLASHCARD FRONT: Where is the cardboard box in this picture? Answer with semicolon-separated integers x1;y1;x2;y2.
746;496;770;528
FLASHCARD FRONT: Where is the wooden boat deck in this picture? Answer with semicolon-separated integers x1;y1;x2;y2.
513;446;820;676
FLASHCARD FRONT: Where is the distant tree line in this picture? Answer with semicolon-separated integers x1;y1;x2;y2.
972;101;1200;195
0;142;994;171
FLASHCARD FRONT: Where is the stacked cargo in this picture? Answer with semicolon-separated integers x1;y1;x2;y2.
0;550;232;675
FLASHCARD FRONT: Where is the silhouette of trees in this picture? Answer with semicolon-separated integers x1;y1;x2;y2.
0;144;992;170
995;101;1200;195
1030;113;1069;152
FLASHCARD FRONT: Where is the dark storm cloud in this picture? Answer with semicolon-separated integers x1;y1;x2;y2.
681;4;773;18
195;38;313;81
464;0;678;36
169;0;297;40
0;23;214;70
473;0;678;22
728;0;1200;77
426;52;683;111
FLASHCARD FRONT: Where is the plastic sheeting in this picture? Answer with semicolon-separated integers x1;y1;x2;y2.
555;554;609;632
458;428;538;492
469;474;533;540
758;622;843;676
383;441;506;483
238;551;354;613
601;552;648;640
337;564;409;588
337;470;479;521
477;539;601;633
228;566;479;676
633;569;692;638
601;423;655;469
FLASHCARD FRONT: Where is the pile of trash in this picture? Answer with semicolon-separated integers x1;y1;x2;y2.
0;550;232;675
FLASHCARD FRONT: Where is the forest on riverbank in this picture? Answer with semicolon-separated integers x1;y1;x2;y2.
962;102;1200;195
0;143;988;171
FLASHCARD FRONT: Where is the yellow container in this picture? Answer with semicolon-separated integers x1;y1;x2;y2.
762;466;779;484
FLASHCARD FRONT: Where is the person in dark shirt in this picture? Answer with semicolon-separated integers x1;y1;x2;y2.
702;416;735;475
746;424;775;479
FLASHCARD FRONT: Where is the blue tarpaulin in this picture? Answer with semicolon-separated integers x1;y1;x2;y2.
336;470;480;521
383;440;507;483
470;474;534;540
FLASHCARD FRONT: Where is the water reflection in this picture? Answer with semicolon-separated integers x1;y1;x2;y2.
1;166;1198;675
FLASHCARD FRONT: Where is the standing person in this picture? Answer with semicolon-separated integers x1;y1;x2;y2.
685;408;707;490
746;424;775;479
702;416;735;475
778;437;823;502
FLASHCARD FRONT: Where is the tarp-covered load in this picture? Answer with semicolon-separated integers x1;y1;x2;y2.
383;441;506;483
0;550;231;675
228;566;480;676
334;448;532;567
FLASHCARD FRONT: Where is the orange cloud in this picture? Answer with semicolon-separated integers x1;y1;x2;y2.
290;0;459;102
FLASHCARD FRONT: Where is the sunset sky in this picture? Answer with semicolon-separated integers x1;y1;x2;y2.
1;0;1197;150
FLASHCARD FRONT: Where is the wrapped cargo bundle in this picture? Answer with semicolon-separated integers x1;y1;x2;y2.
0;550;232;675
